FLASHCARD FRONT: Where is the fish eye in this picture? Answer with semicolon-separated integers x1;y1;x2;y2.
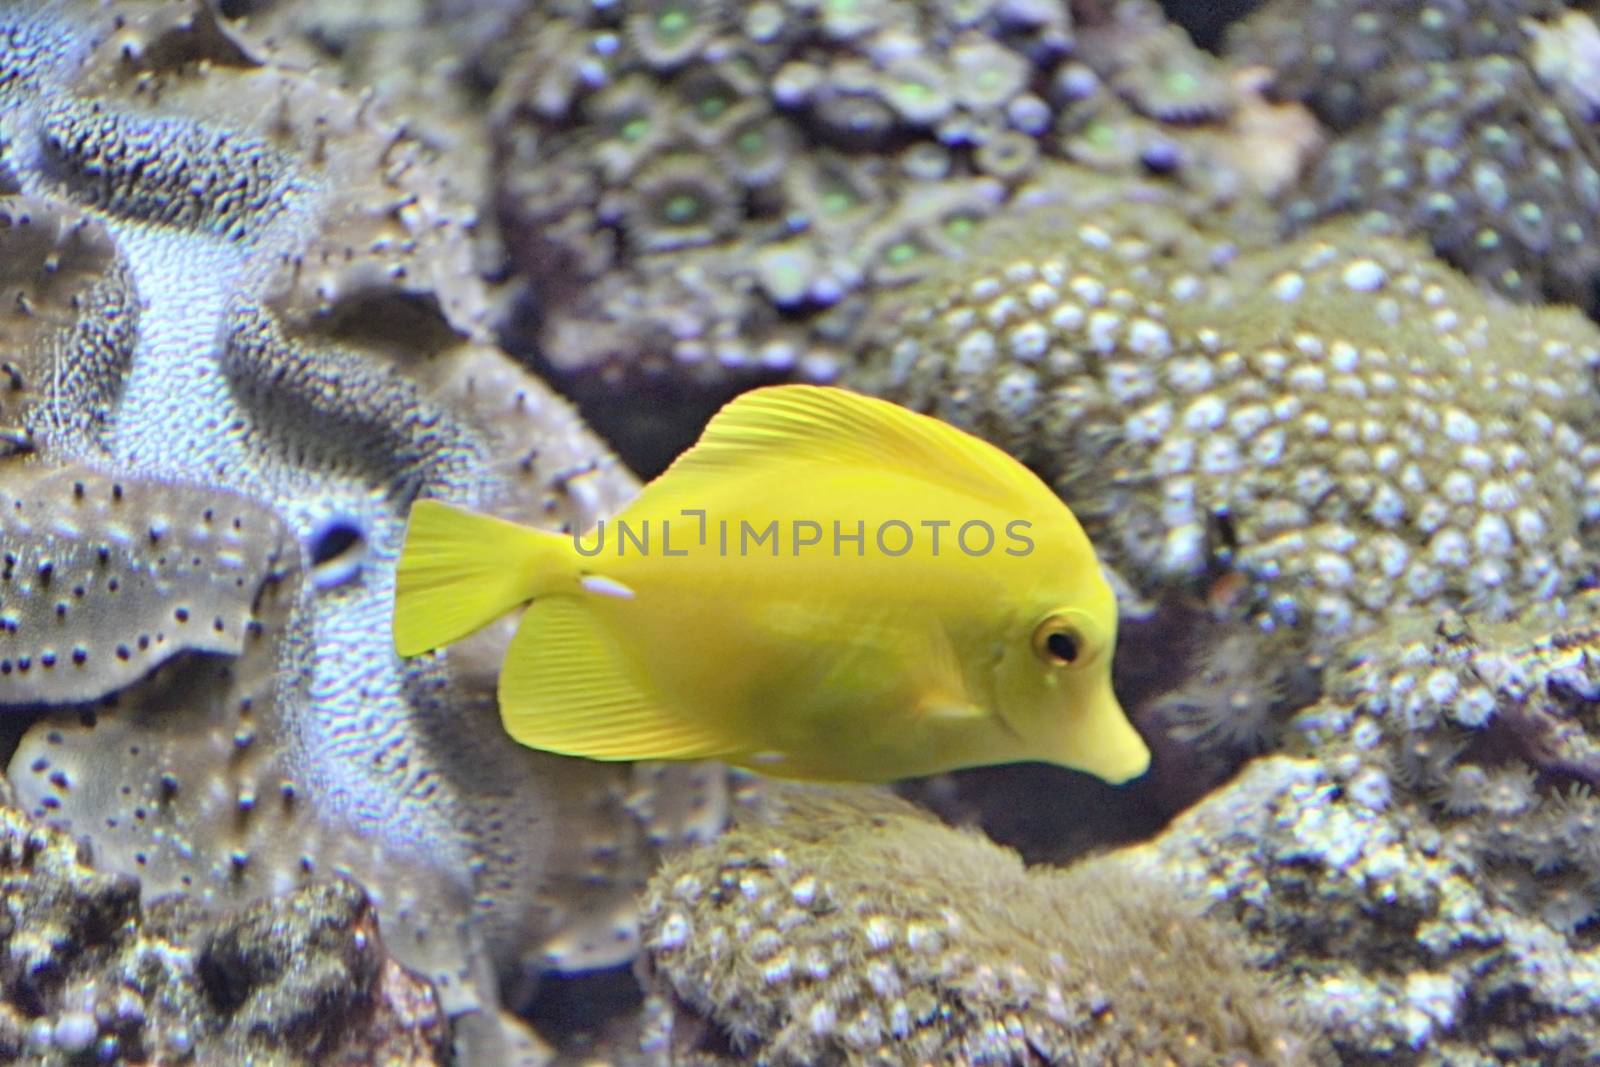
1046;630;1079;663
1032;613;1091;667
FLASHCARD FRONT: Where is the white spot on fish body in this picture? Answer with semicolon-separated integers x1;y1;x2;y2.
580;574;636;599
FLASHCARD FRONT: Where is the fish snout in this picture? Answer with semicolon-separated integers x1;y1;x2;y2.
1050;682;1151;785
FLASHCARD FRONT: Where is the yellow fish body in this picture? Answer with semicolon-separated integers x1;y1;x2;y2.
393;385;1149;784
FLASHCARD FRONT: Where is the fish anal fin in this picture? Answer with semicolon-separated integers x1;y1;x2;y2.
499;597;731;761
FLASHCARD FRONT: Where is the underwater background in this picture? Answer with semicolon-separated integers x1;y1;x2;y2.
3;0;1600;1062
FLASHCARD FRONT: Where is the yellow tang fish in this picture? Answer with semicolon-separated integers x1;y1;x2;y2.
393;385;1149;784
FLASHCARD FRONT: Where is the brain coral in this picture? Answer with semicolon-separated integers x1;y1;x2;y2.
488;0;1298;417
1128;592;1600;1062
640;784;1318;1065
0;2;745;1060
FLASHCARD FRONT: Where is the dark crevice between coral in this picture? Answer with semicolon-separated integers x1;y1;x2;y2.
500;292;764;481
307;290;466;361
1156;0;1264;52
518;964;642;1056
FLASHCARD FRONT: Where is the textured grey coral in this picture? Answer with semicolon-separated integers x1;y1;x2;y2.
0;1;743;1060
0;797;448;1065
641;786;1317;1065
489;0;1291;395
1226;0;1565;129
1288;53;1600;312
0;465;296;705
1126;593;1600;1062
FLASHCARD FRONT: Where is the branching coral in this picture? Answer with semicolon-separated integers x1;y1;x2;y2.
640;785;1319;1065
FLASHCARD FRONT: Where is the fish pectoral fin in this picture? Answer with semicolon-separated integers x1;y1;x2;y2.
498;596;731;761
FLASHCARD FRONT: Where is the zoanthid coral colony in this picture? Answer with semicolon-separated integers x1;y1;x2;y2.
489;0;1295;400
641;786;1319;1065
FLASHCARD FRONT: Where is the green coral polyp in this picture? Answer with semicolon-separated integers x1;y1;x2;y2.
662;193;702;225
883;240;920;267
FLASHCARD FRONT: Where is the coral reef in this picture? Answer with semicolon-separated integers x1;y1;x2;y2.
0;1;746;1059
488;0;1302;415
640;784;1317;1065
1125;592;1600;1061
1290;53;1600;312
0;795;447;1065
853;190;1600;659
1226;0;1564;129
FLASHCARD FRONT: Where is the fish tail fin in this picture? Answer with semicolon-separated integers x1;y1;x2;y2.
393;499;573;657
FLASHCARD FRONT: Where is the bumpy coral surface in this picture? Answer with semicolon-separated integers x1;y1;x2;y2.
0;2;743;1059
856;194;1600;652
1129;593;1600;1062
1289;51;1600;313
489;0;1294;411
641;785;1316;1065
1226;0;1564;129
0;796;447;1065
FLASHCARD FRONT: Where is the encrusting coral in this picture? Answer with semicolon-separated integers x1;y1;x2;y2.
1286;23;1600;313
488;0;1309;415
0;1;748;1060
640;784;1320;1065
1124;592;1600;1063
0;792;447;1065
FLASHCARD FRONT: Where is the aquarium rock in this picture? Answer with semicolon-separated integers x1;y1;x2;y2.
0;795;448;1065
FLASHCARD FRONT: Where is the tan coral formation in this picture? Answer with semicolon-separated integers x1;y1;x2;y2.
0;464;296;705
1126;589;1600;1061
0;198;133;456
0;793;448;1065
641;785;1320;1065
0;1;747;1059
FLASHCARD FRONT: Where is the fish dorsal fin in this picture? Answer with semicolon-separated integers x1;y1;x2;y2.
499;597;734;761
629;385;1060;518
